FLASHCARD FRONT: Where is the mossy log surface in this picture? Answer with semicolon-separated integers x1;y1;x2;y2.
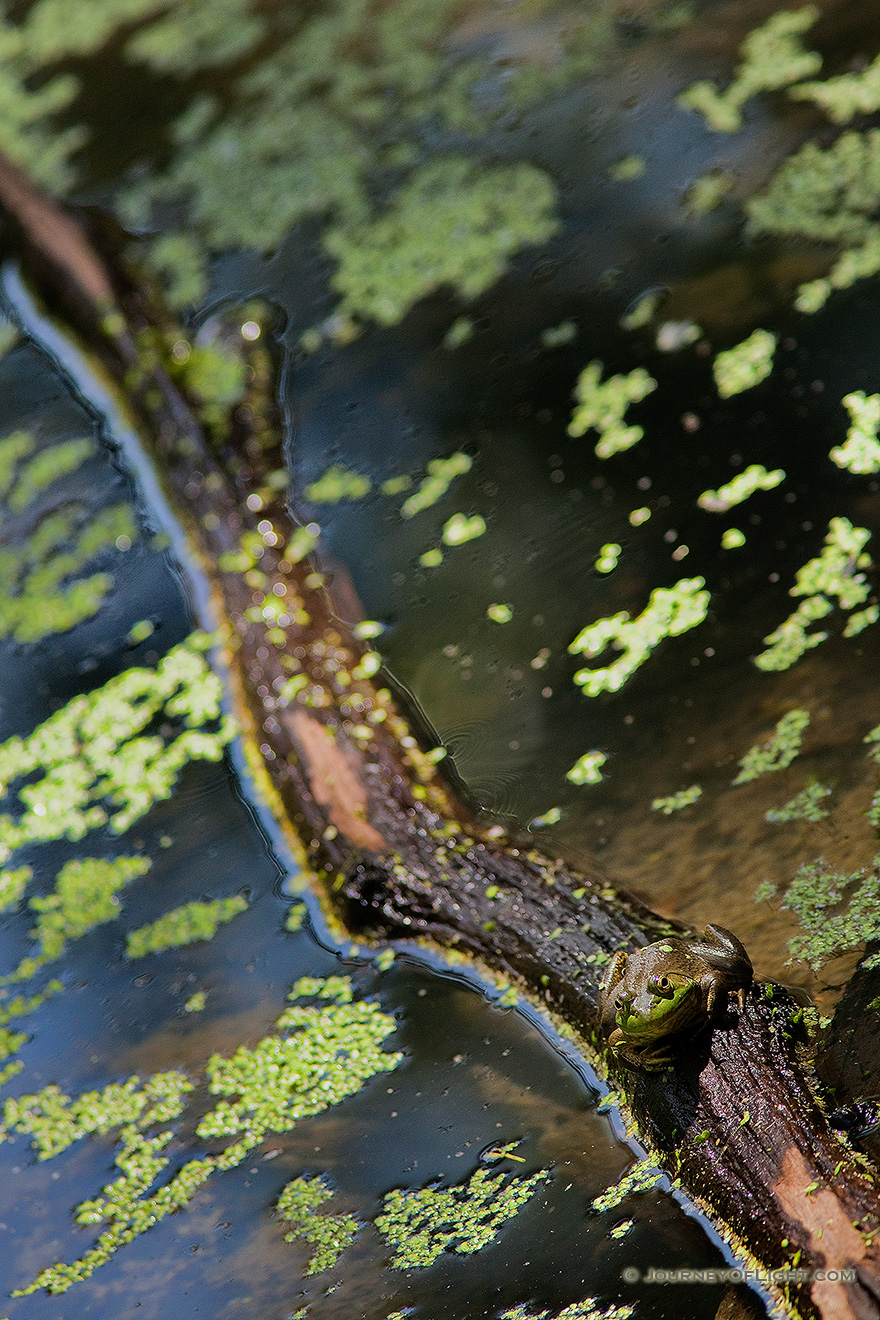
0;148;879;1320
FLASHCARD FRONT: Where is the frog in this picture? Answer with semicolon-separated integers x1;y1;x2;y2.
600;924;753;1071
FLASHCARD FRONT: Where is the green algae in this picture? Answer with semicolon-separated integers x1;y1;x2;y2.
443;317;475;350
698;463;784;512
125;894;249;958
591;1158;663;1212
569;578;710;696
712;330;777;398
487;603;513;624
326;157;558;327
595;543;621;574
566;751;607;786
567;361;658;459
400;453;472;519
765;781;831;824
721;527;746;549
276;1176;360;1275
651;785;702;814
0;632;235;859
733;709;810;785
755;518;875;670
831;393;880;475
305;465;372;504
677;6;820;133
607;155;646;183
284;902;307;932
375;1157;550;1269
0;19;83;191
12;977;401;1295
16;855;151;978
183;990;206;1013
442;513;486;546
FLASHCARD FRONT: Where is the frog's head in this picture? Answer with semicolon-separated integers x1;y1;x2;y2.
613;971;698;1040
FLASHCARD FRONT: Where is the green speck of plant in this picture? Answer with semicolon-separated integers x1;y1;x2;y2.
591;1159;663;1212
305;465;372;504
127;619;155;645
772;857;880;971
765;782;832;824
754;880;777;903
677;6;821;133
791;51;880;123
620;289;663;331
375;1159;549;1269
541;320;578;348
722;527;746;549
566;751;607;786
326;156;559;327
713;330;777;398
285;902;307;932
830;392;880;475
698;463;785;511
0;632;235;860
420;548;444;569
502;1301;635;1320
15;856;151;978
755;518;875;670
595;543;621;574
125;895;248;958
487;603;513;624
400;453;472;519
651;785;702;814
607;155;645;182
733;709;810;784
184;991;207;1013
683;170;736;216
443;317;475;351
529;806;563;829
629;506;651;527
609;1219;634;1239
442;513;486;546
567;361;658;459
375;948;395;972
11;977;401;1295
569;577;710;696
276;1175;360;1275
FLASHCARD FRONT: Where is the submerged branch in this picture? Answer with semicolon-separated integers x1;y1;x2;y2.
0;151;878;1320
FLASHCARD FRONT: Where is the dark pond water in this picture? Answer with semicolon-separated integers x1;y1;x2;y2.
3;0;880;1316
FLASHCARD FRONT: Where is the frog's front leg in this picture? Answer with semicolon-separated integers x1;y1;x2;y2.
607;1029;675;1073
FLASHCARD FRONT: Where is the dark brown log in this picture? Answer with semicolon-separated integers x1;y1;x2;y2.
0;149;879;1320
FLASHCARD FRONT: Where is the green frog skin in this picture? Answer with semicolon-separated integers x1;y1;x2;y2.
601;924;753;1071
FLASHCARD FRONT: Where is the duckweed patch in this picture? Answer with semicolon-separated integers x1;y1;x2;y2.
125;894;249;958
765;782;831;824
651;785;702;814
0;632;235;858
0;866;30;913
276;1175;360;1275
712;330;777;398
566;751;607;786
683;170;736;216
755;518;875;670
400;453;472;519
502;1301;635;1320
375;1159;550;1269
12;977;401;1295
567;361;657;459
766;858;880;971
0;429;138;644
326;157;559;327
16;855;151;978
677;6;820;133
569;578;710;696
733;709;810;784
698;464;785;512
793;52;880;123
305;465;372;504
831;393;880;475
591;1159;663;1212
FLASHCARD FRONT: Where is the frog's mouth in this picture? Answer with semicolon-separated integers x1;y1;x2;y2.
614;976;698;1037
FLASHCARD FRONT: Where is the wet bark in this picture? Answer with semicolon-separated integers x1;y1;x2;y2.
0;151;879;1320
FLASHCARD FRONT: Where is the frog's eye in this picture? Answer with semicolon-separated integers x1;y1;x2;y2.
651;974;675;998
614;996;624;1011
